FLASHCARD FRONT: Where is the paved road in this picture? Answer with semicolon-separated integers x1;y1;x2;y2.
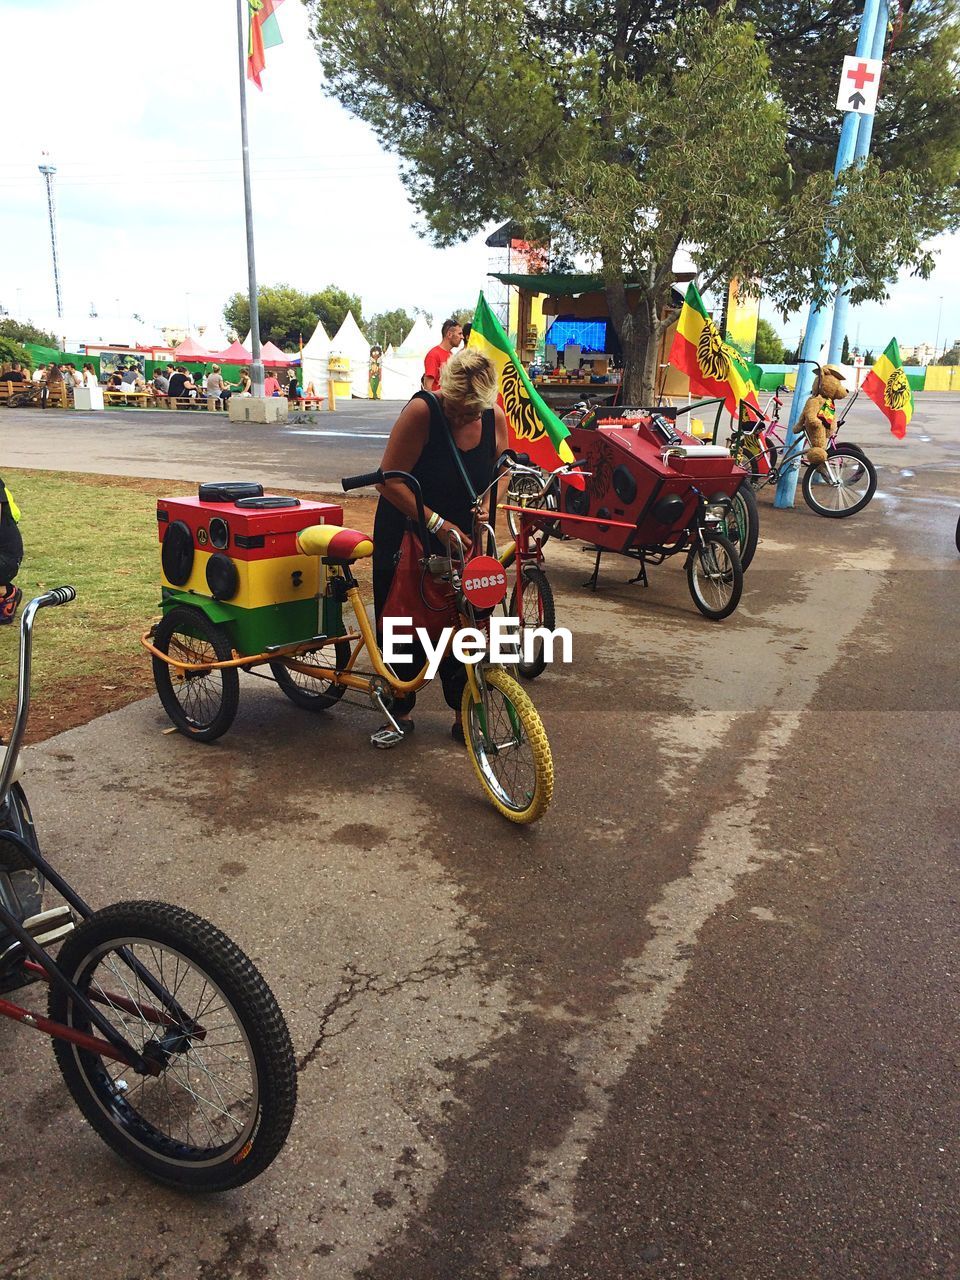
0;397;958;1278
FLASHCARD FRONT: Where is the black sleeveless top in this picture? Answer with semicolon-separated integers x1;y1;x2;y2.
372;392;496;615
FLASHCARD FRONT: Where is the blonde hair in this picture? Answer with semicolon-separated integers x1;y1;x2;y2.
438;348;498;416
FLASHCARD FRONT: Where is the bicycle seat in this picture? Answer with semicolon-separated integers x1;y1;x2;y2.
296;525;374;561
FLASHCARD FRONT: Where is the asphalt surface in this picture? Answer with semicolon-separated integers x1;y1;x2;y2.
0;396;958;1279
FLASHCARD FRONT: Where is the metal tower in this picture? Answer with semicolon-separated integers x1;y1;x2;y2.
38;152;63;319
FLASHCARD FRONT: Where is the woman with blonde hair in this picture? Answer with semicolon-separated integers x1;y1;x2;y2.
373;347;508;740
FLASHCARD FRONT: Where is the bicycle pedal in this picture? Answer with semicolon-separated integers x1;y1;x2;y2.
21;905;75;947
370;727;405;750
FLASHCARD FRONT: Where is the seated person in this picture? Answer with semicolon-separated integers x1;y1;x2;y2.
166;367;188;399
1;362;25;385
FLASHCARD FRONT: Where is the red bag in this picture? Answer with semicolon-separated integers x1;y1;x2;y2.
380;530;458;642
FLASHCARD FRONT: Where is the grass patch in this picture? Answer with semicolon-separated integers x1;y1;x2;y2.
0;470;375;742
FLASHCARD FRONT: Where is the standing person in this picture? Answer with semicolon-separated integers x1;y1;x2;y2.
374;348;508;740
0;478;23;625
422;319;463;391
204;364;225;406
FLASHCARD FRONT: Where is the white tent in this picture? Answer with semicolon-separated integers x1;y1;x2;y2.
300;319;330;394
396;315;434;357
198;323;231;353
382;315;434;400
330;310;371;398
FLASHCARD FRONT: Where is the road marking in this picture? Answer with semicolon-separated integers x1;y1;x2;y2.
284;428;390;440
510;547;895;1269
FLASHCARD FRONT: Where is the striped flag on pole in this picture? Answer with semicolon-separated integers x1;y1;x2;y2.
248;0;285;90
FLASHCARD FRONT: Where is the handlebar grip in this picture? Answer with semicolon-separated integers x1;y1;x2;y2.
39;586;77;607
341;470;384;492
514;452;531;466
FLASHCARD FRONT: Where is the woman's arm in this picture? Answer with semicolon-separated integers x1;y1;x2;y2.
375;399;470;544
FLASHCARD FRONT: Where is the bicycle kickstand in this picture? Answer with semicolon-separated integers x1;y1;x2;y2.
628;556;648;588
582;548;603;591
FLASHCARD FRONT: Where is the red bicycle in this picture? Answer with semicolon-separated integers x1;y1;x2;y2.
1;589;296;1190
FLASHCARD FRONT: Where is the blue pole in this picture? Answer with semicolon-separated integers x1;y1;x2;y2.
827;2;890;364
774;0;885;508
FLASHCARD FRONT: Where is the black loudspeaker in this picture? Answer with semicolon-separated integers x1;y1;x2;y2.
205;553;240;601
198;482;264;502
612;465;638;505
161;520;194;586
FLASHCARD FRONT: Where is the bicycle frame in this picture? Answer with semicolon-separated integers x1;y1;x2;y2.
1;591;205;1075
731;387;861;489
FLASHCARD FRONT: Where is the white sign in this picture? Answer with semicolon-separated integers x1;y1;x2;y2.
836;55;882;115
854;355;865;368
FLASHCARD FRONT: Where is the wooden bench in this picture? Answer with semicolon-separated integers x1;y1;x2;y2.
104;389;154;408
0;381;67;407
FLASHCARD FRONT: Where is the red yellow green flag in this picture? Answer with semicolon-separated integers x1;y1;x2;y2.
248;0;285;90
862;338;913;439
668;281;760;415
468;292;577;473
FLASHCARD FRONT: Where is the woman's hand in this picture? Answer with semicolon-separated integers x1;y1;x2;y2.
437;523;471;552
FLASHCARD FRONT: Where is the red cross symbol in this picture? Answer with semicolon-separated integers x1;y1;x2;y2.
847;61;875;90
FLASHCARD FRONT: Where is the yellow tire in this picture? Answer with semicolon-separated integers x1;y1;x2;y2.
460;666;554;824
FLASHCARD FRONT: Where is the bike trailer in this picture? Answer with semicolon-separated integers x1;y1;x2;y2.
156;484;345;654
559;414;748;551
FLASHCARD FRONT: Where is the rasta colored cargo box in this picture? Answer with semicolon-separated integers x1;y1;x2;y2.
157;484;345;654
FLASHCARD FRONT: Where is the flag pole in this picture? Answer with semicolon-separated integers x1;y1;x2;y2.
235;0;264;397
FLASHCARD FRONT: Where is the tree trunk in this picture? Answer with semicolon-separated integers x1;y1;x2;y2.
603;272;666;404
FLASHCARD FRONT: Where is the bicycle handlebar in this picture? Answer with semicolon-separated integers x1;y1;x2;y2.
341;470;384;491
0;586;77;811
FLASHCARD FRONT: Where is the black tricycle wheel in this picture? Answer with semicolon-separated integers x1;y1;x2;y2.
50;900;297;1192
727;479;760;572
152;606;239;742
686;531;743;621
270;639;351;710
507;566;556;680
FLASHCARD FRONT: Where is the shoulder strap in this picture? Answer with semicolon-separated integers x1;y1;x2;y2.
418;389;478;503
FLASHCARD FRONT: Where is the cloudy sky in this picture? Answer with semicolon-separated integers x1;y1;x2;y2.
2;0;958;357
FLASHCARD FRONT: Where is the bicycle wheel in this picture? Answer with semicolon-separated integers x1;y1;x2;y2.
269;639;351;710
505;472;551;542
686;532;743;620
802;444;877;518
461;667;553;824
152;606;239;743
507;566;556;680
50;900;296;1192
726;480;760;572
956;511;960;556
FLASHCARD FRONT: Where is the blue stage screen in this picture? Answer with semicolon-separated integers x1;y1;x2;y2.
545;319;607;352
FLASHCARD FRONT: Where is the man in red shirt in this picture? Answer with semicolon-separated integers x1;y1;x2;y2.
422;319;463;391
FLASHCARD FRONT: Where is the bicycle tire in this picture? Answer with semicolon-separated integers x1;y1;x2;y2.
152;606;239;742
801;443;877;518
461;668;553;824
50;900;296;1191
686;532;743;621
507;566;556;680
956;512;960;556
727;480;760;572
270;639;351;710
505;473;547;539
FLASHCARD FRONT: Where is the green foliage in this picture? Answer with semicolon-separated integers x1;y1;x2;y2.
0;335;31;369
755;319;785;364
935;342;960;365
452;306;475;326
366;307;414;347
841;333;851;364
306;0;960;399
0;319;57;348
223;283;364;349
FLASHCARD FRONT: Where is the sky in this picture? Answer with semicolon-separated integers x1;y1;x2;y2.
1;0;958;357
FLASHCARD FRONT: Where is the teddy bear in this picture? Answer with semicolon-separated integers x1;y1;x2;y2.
797;364;848;466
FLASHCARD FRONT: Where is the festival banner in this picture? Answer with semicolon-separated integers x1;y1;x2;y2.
669;281;760;415
862;337;913;439
469;292;578;476
248;0;285;89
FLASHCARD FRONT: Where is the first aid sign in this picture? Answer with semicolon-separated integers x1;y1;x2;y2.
836;56;882;115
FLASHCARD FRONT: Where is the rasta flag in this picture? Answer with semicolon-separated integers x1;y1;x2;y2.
862;338;913;439
468;292;580;480
668;281;760;416
248;0;285;90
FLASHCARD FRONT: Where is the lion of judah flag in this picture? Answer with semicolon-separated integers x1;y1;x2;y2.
468;293;577;474
668;281;760;415
862;338;913;439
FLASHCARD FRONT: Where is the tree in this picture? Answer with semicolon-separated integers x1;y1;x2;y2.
755;318;786;364
0;336;32;369
841;333;851;364
0;319;58;348
936;343;960;365
223;283;364;349
453;306;475;326
366;307;414;347
307;0;959;400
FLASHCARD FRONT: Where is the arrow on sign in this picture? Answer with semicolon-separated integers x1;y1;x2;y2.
848;91;866;109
